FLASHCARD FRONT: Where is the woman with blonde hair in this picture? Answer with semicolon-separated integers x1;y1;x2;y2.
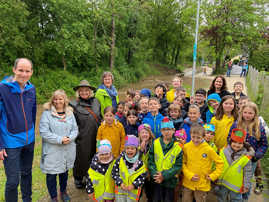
70;80;101;189
228;101;268;200
40;90;78;202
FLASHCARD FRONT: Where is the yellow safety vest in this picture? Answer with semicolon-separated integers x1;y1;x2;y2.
88;160;115;201
154;138;182;172
115;157;146;201
218;149;251;193
141;151;149;169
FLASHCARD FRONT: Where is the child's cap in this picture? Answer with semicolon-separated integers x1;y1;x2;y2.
161;117;174;129
138;123;151;133
125;135;139;147
140;88;151;98
207;93;221;103
174;129;187;140
97;140;112;154
203;124;215;133
230;129;247;143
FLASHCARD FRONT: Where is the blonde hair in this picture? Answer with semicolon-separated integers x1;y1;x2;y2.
75;87;94;99
138;126;154;147
45;89;70;111
237;102;260;140
168;103;181;113
190;123;205;137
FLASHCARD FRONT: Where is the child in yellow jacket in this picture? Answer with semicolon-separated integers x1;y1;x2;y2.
97;106;126;158
182;123;224;202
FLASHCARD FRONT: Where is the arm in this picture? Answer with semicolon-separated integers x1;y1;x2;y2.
32;88;37;128
112;157;123;186
255;127;268;160
182;148;195;180
39;111;63;144
208;148;224;181
162;150;183;180
85;175;94;194
95;90;105;117
68;113;78;142
0;98;4;150
148;142;157;177
132;162;147;188
243;160;252;190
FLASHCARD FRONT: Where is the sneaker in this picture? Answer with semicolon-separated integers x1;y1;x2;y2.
254;183;264;195
51;197;58;202
60;192;70;202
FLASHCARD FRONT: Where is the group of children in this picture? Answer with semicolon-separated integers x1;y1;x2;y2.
86;75;268;202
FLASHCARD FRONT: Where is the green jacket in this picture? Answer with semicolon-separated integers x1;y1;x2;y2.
95;88;119;117
148;136;183;188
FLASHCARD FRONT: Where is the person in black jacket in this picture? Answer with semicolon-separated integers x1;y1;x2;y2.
70;80;101;189
154;83;169;116
207;75;230;98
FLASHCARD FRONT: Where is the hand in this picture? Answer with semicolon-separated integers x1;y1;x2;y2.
206;174;212;181
0;149;7;160
127;184;135;191
62;137;70;145
191;174;200;182
88;193;94;199
190;96;195;105
154;172;164;184
140;140;146;152
120;183;128;191
242;187;249;193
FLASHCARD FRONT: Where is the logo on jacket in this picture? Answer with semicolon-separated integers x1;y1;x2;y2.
202;153;207;158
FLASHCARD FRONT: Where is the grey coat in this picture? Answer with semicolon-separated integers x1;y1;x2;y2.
39;105;78;174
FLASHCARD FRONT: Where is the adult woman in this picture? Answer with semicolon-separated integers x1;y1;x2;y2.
95;71;119;117
69;80;101;189
40;90;78;202
207;75;230;98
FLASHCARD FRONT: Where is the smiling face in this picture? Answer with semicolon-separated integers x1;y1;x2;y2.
148;99;160;114
191;132;204;146
161;128;174;141
155;86;164;98
53;95;65;111
188;108;200;122
117;104;124;114
139;98;149;113
195;93;205;104
79;87;92;99
103;75;113;88
214;77;223;90
172;78;182;89
173;97;183;107
231;141;243;152
13;59;33;87
139;129;150;142
169;109;180;119
242;106;255;122
125;146;137;158
234;84;243;94
222;98;235;114
204;131;214;142
99;152;112;163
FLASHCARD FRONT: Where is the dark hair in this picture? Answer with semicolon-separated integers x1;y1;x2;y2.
104;106;115;115
127;109;138;117
126;89;135;98
209;76;227;92
215;95;238;120
14;58;33;70
230;140;251;160
154;83;167;94
117;101;125;109
195;88;206;96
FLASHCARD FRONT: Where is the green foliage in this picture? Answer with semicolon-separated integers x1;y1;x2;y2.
233;59;239;65
249;45;269;71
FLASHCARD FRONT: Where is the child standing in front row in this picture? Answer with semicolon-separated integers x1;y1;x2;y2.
148;117;183;202
216;129;254;202
97;106;126;158
210;95;238;151
112;135;147;201
87;140;115;202
182;124;224;202
228;102;268;200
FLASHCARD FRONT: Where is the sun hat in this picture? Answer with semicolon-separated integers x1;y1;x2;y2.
73;80;96;91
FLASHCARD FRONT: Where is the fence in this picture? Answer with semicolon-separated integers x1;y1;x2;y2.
247;66;269;120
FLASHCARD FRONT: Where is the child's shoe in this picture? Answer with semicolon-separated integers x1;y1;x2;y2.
51;197;58;202
60;192;70;202
254;182;264;195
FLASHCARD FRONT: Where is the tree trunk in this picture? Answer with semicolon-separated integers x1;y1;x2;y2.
62;56;67;71
109;12;116;71
174;44;180;66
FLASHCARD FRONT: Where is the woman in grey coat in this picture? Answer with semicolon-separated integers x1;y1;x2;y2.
40;89;78;202
69;80;101;189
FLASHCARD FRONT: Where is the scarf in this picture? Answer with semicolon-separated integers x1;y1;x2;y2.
99;84;118;108
125;152;139;164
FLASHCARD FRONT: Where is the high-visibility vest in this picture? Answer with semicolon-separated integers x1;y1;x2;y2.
217;149;251;193
88;160;115;201
115;157;146;201
141;151;149;169
154;138;182;172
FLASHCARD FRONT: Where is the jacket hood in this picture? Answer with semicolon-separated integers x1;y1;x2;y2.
184;117;203;125
1;76;34;93
207;93;221;113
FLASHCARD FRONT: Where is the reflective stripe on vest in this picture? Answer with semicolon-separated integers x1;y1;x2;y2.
88;160;115;201
218;149;250;193
154;138;182;172
117;157;146;201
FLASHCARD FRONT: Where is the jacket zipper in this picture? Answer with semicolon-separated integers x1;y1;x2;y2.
20;92;28;144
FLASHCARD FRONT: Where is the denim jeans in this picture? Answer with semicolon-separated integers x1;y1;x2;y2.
240;69;247;77
215;185;242;202
226;69;231;77
46;171;68;199
3;142;35;202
